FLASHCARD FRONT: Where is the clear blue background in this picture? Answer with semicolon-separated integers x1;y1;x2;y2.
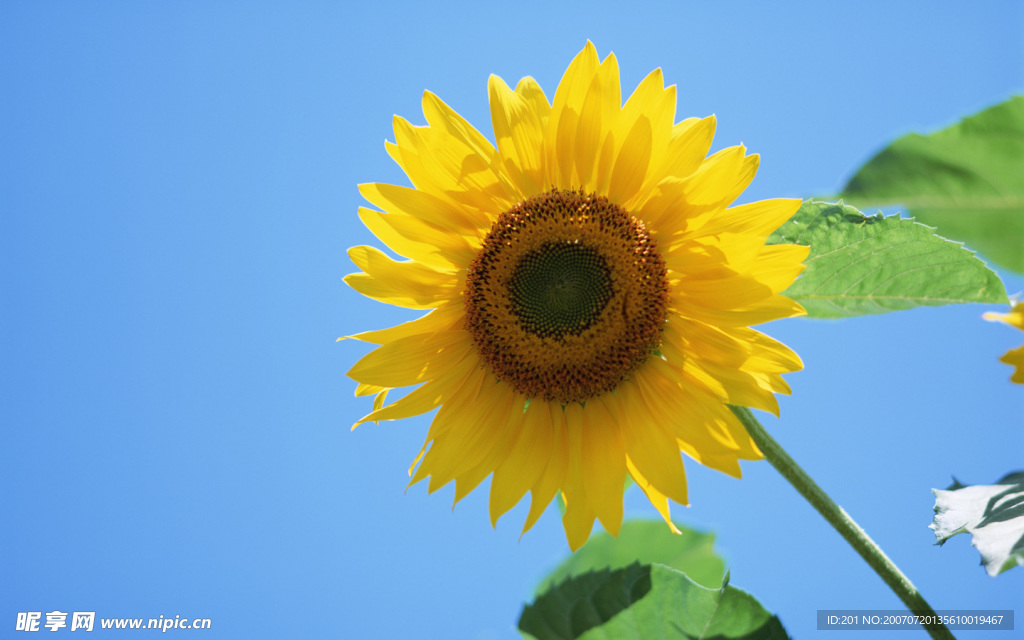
2;2;1022;638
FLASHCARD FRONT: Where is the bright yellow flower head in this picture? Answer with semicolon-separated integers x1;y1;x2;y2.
983;302;1024;384
345;42;809;550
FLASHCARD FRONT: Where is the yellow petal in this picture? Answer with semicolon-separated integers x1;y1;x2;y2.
422;91;500;170
391;112;516;216
675;271;776;310
983;302;1024;331
488;400;553;526
354;382;386;397
372;389;389;413
345;246;459;309
685;146;757;208
359;182;487;239
1000;344;1024;383
453;388;527;505
674;289;806;327
643;146;759;234
548;42;601;188
443;381;519;492
358;206;475;269
647;114;714;188
521;402;568;536
668;316;745;367
738;327;804;373
411;368;489;489
608;115;653;205
347;329;470;388
580;397;626;536
488;75;547;197
415;370;516;493
688;197;801;241
573;58;615;191
516;76;552;121
619;68;674;157
560;403;597;551
746;244;809;294
613;377;689;506
696;360;782;416
652;384;761;461
625;456;681;534
352;353;477;428
341;302;463;345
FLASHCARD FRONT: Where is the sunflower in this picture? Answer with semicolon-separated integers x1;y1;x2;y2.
983;302;1024;384
344;42;809;551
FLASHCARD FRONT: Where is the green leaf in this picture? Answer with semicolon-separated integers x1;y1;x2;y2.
519;563;790;640
930;471;1024;577
537;520;725;593
767;200;1007;319
841;96;1024;273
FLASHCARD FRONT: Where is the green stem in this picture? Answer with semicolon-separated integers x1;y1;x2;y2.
729;406;955;640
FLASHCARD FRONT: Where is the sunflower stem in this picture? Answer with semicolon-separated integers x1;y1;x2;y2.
729;405;955;640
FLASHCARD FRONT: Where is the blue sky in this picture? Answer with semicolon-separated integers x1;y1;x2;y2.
2;2;1022;638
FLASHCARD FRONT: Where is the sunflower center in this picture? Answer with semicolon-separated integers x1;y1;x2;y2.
509;243;613;339
464;189;669;404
